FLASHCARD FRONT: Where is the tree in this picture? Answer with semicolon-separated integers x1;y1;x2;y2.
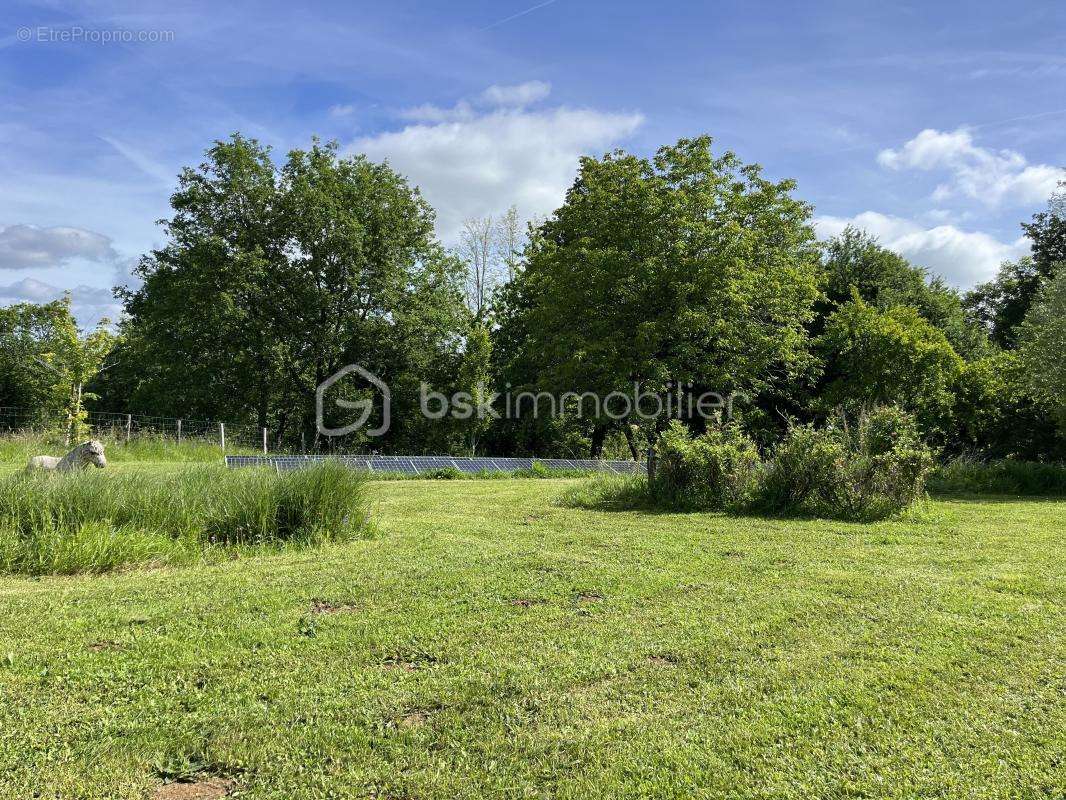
1017;267;1066;432
966;188;1066;348
118;135;468;450
495;136;822;456
455;323;493;455
458;216;497;321
822;227;988;358
0;296;114;441
816;295;963;440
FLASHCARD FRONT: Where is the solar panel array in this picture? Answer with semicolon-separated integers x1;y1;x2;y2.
225;454;645;475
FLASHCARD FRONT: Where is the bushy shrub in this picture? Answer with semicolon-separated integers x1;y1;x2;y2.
650;421;761;512
606;408;934;521
809;407;934;521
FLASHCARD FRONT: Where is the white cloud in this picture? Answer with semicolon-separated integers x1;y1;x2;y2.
352;101;643;240
328;104;356;118
0;224;118;270
814;211;1030;288
877;128;1064;206
478;81;551;107
0;277;120;326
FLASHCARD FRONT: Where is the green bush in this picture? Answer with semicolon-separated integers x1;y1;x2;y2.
0;463;371;574
929;458;1066;496
650;421;762;512
803;407;934;521
587;408;934;521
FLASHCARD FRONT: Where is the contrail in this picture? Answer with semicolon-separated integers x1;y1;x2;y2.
480;0;560;31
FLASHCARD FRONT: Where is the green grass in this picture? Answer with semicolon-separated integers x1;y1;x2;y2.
0;432;258;466
0;477;1062;798
0;464;371;574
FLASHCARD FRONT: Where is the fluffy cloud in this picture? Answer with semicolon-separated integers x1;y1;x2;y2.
352;86;642;239
877;128;1063;206
814;211;1029;288
0;277;120;325
0;224;118;271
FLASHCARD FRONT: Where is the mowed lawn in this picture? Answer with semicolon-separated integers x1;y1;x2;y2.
0;478;1063;799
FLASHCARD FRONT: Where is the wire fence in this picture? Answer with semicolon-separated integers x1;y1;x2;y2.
0;407;291;453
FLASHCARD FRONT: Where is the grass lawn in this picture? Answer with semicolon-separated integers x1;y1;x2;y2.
0;478;1063;798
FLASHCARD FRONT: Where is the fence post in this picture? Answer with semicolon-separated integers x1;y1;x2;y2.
646;445;657;484
262;427;268;454
219;422;226;451
125;414;132;445
177;419;182;444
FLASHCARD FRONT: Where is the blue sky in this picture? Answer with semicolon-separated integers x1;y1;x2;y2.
1;0;1064;324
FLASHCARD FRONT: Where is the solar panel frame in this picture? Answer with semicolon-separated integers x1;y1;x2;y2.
225;454;645;475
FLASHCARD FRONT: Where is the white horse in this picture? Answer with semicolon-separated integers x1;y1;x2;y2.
26;440;108;473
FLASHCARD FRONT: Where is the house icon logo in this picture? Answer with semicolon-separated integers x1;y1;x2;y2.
316;364;391;437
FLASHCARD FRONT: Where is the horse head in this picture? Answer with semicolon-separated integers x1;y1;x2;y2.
82;440;107;468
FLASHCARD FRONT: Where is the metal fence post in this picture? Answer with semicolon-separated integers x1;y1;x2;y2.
219;422;226;451
262;427;268;454
646;445;657;484
177;419;182;444
125;414;132;445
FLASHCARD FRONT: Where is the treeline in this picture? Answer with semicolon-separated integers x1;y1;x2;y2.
3;134;1064;461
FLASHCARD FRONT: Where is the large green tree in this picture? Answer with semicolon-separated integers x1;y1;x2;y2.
0;296;114;441
821;227;988;358
495;136;822;455
1017;267;1066;432
816;295;963;440
116;135;467;450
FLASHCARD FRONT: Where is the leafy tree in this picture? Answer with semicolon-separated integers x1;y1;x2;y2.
816;295;963;439
964;257;1049;349
455;323;493;455
496;136;822;455
117;135;468;450
822;227;988;358
966;189;1065;348
1017;267;1066;432
951;350;1063;460
0;296;114;441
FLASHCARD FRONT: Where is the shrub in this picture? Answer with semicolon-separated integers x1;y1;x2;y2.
0;463;370;575
812;407;935;521
576;408;934;521
929;458;1066;496
650;421;761;512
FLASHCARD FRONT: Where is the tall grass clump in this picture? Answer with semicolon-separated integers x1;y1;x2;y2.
0;463;370;575
928;458;1066;496
0;431;258;466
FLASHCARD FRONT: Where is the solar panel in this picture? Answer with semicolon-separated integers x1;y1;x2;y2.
225;454;645;475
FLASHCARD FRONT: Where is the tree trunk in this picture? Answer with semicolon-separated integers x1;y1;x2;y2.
590;423;608;459
622;423;639;461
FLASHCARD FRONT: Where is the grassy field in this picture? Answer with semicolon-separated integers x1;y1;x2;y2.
0;477;1063;798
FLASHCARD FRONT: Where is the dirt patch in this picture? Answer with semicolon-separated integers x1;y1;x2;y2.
396;710;429;729
575;592;603;603
647;654;679;667
310;599;358;615
151;777;235;800
382;651;438;671
507;597;546;607
88;639;124;652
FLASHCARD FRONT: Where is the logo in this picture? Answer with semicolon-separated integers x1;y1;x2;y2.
316;364;390;437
